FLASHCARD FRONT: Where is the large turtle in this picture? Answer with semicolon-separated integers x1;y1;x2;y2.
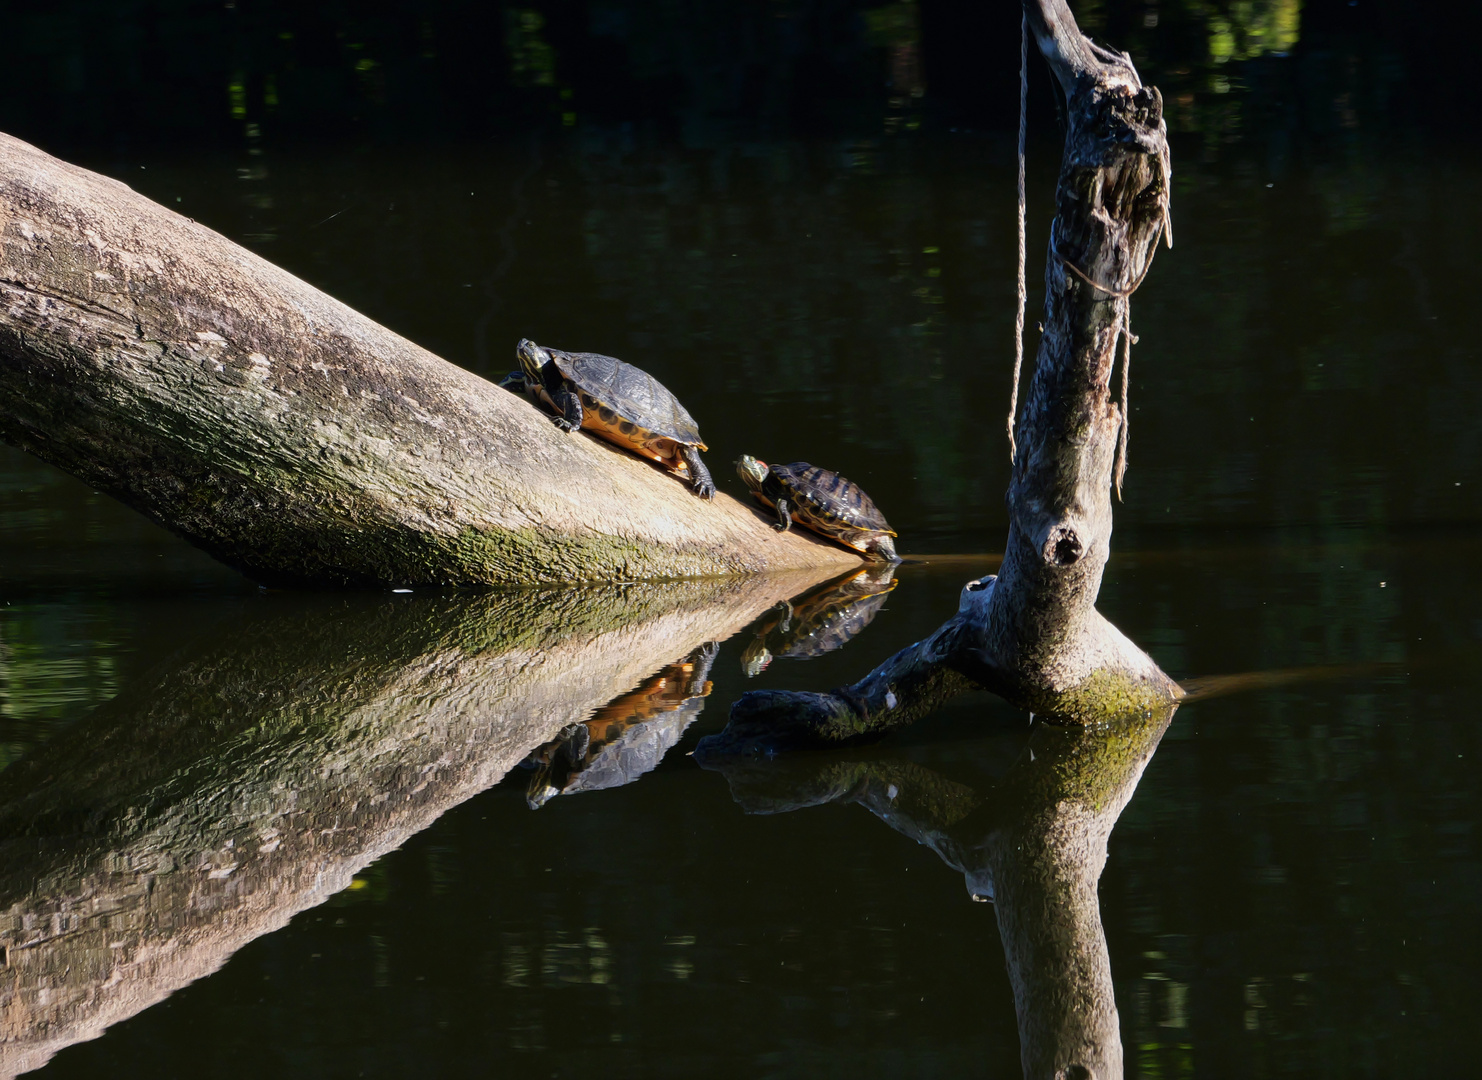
502;338;715;499
740;564;898;676
735;455;899;561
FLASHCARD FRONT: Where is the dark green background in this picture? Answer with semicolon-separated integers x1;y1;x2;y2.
3;1;1481;1077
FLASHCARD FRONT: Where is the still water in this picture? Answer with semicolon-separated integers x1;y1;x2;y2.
4;42;1482;1080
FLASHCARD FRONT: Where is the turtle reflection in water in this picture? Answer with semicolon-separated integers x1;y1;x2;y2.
740;564;897;676
735;455;899;560
523;643;719;808
501;338;716;499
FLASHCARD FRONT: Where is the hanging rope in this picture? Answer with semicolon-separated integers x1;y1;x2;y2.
1006;11;1028;463
1114;296;1136;500
1050;216;1167;500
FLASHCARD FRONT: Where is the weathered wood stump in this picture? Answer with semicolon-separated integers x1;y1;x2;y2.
980;0;1176;714
700;0;1180;741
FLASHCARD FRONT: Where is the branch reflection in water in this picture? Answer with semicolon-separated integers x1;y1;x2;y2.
698;698;1176;1080
0;566;840;1076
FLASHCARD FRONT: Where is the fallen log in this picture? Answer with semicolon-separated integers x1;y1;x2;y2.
0;132;860;585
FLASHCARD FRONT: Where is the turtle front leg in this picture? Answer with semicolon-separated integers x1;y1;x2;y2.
540;364;583;432
549;387;583;433
685;641;721;693
681;445;716;500
773;498;792;532
693;639;721;673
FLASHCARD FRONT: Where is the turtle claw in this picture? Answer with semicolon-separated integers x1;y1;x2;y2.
680;446;716;499
551;414;579;433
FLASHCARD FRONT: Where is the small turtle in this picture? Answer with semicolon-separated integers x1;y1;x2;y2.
740;564;897;676
735;455;899;561
502;339;715;499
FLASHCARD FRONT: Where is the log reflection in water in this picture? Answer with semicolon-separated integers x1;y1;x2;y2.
0;568;836;1077
699;704;1176;1080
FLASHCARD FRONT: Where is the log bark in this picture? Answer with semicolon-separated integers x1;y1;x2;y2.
0;566;838;1075
0;132;859;586
701;703;1177;1080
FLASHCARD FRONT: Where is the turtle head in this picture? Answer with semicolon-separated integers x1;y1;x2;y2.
735;454;769;492
515;338;550;382
526;776;561;810
869;534;901;564
740;639;773;677
853;563;900;591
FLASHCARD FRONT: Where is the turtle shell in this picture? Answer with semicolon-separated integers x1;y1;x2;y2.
550;349;706;448
771;463;896;537
557;704;703;797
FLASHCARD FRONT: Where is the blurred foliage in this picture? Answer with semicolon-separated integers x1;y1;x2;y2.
0;0;1455;157
1208;0;1302;62
507;8;558;88
0;607;119;770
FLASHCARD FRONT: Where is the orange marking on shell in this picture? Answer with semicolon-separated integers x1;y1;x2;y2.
580;412;689;475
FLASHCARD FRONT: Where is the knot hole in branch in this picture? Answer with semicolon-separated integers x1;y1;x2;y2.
1045;527;1083;566
1132;85;1163;127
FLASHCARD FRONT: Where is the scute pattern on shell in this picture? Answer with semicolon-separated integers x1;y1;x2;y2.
771;463;895;535
550;349;705;447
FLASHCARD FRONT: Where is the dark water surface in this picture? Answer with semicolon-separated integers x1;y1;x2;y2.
5;2;1482;1076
